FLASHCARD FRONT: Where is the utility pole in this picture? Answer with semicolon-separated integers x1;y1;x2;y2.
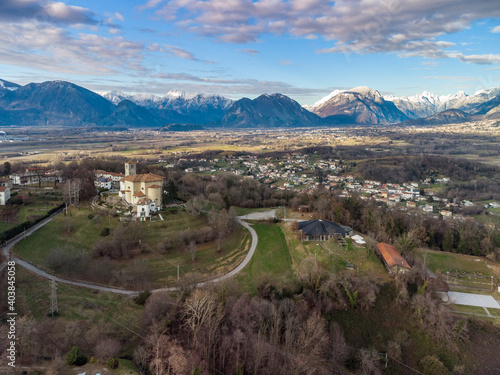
49;278;58;316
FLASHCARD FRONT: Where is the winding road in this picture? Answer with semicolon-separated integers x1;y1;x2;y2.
0;211;260;295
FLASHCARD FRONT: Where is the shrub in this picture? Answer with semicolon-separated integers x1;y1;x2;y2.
100;227;110;236
88;213;95;220
134;290;151;306
107;358;119;369
65;346;87;366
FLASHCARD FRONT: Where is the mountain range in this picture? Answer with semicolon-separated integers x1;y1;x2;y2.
0;78;499;128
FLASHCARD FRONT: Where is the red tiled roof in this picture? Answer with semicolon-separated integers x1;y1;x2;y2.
147;184;162;188
137;198;152;205
0;186;7;192
376;243;411;269
133;191;146;197
121;173;165;183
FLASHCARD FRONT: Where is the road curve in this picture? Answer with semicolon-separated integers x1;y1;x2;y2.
151;218;258;293
1;212;259;295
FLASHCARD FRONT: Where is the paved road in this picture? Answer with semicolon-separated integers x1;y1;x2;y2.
152;218;258;292
1;212;258;295
241;209;277;220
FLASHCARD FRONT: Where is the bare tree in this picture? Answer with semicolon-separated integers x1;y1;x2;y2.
45;356;66;375
208;208;236;252
189;240;197;261
298;257;325;293
358;347;382;375
95;338;121;361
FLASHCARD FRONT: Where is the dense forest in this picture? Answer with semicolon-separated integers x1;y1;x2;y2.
2;261;498;374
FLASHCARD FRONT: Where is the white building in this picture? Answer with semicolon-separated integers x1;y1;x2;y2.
94;177;112;190
136;198;157;220
0;186;11;205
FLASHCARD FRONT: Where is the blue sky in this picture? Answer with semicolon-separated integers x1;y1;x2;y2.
1;0;500;105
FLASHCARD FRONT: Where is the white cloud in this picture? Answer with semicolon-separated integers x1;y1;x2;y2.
492;25;500;33
238;48;259;55
141;0;500;64
0;0;97;25
0;21;145;75
164;45;197;60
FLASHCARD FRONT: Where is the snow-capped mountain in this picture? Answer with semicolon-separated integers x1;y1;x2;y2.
0;79;21;91
99;90;233;123
384;87;500;119
307;86;408;124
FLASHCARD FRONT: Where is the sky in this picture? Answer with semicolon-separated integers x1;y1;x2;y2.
1;0;500;105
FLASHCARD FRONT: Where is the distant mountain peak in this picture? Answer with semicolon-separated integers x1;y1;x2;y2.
308;86;407;124
385;86;500;119
222;92;321;128
0;79;21;91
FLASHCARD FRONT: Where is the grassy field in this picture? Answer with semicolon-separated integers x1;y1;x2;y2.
13;206;251;288
236;222;295;293
415;248;500;280
233;207;276;216
0;266;143;373
12;267;143;324
280;222;389;281
0;201;63;233
14;207;121;266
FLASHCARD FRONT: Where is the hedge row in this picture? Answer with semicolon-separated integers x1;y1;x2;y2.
0;203;65;243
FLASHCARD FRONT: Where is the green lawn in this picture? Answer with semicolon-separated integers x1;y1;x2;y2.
14;207;121;267
233;207;276;216
450;305;488;315
13;207;251;289
12;267;144;328
0;221;16;232
236;222;295;293
489;308;500;317
416;249;499;280
281;222;388;281
0;202;62;233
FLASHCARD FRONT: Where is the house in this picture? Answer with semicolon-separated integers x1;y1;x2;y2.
440;210;452;218
136;198;157;220
422;204;433;213
0;186;10;205
0;176;13;189
10;168;63;186
375;243;411;274
298;219;353;241
118;162;165;216
94;170;125;190
94;177;112;190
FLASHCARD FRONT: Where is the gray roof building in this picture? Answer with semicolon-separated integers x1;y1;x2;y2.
298;219;353;241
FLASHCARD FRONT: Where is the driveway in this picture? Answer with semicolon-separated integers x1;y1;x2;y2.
238;209;277;220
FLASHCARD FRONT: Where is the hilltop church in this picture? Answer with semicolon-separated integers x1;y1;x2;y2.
119;162;165;218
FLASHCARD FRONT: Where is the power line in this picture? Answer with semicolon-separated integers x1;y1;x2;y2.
49;278;58;316
345;344;425;375
56;282;147;338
